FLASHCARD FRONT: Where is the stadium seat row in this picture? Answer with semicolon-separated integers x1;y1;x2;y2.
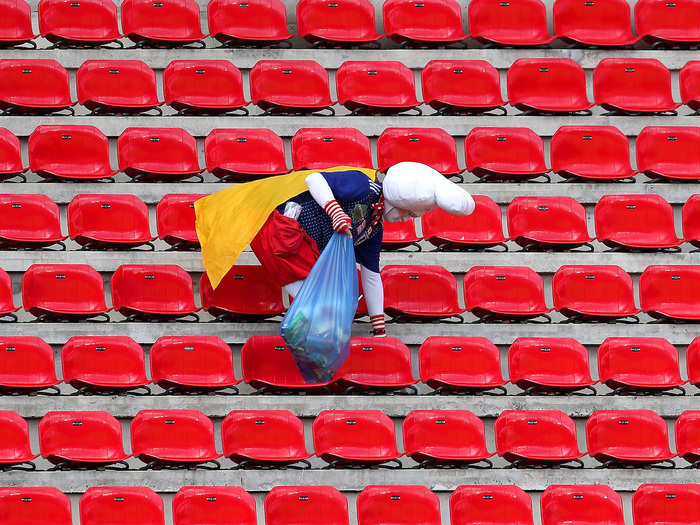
1;58;699;117
3;0;700;49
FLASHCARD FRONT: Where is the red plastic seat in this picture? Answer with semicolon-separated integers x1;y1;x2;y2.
205;129;288;182
28;125;117;182
208;0;293;46
636;0;700;46
0;268;17;322
676;412;700;467
38;0;122;47
0;128;27;182
469;0;555;46
383;0;467;45
357;486;440;525
68;194;154;250
150;336;240;394
22;264;110;322
0;337;59;395
403;410;493;468
0;0;36;48
419;336;506;394
117;127;204;182
111;264;199;322
550;126;637;182
421;60;506;116
173;487;256;525
553;0;638;46
595;195;682;251
689;337;700;387
636;126;700;181
0;194;66;250
377;128;461;178
38;411;129;470
336;61;421;115
552;265;640;322
61;336;149;395
593;59;680;115
80;487;164;525
507;196;593;251
382;265;464;322
200;266;285;321
163;60;249;115
681;61;700;114
683;194;700;250
250;60;335;115
450;485;533;525
297;0;381;45
382;219;422;251
508;59;593;115
0;487;72;525
587;410;675;467
0;59;75;115
541;485;624;525
465;127;550;182
633;484;700;525
156;194;206;250
640;265;700;321
292;128;372;170
0;411;36;471
464;266;552;322
121;0;206;47
598;337;684;395
265;486;348;525
495;410;584;468
508;337;596;394
222;410;312;468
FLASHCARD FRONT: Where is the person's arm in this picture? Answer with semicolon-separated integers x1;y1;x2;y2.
361;264;386;337
305;171;351;234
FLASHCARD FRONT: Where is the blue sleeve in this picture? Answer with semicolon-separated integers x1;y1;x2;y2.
355;231;382;273
321;170;372;203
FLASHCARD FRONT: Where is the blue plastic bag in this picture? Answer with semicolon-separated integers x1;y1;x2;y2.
280;232;359;383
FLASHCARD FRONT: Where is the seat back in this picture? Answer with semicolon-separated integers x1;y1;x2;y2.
383;0;466;41
174;487;256;525
377;128;459;174
552;265;638;317
507;58;590;112
687;337;700;386
221;410;308;460
463;266;548;316
313;410;399;461
200;266;284;319
541;485;624;525
156;194;206;247
0;336;58;388
67;194;152;245
163;60;247;111
465;127;547;176
0;0;34;43
640;265;700;320
635;0;700;41
598;337;682;390
249;60;333;109
0;128;23;175
683;194;700;243
80;487;164;525
382;265;462;318
336;61;418;110
0;268;15;314
205;128;287;178
297;0;378;41
117;128;201;177
0;487;71;525
495;410;581;461
633;484;700;525
208;0;290;41
676;411;700;462
111;264;196;317
0;194;63;243
335;336;415;387
419;336;504;388
553;0;636;45
468;0;552;44
38;0;120;42
0;411;34;463
265;486;349;525
121;0;203;41
76;60;159;111
357;486;441;525
292;128;372;170
150;336;235;388
421;60;504;112
403;410;490;460
636;126;700;180
450;485;533;525
507;196;590;246
0;59;72;109
680;61;700;110
382;218;421;246
422;195;506;247
508;337;593;389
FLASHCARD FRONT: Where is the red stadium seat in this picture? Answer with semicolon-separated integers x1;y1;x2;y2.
464;266;552;323
469;0;555;46
250;60;335;115
121;0;206;47
0;268;18;322
593;59;680;115
156;194;206;250
0;59;75;115
297;0;381;46
419;336;506;395
586;410;675;467
550;126;637;182
450;485;533;525
291;128;372;170
382;265;464;322
403;410;494;468
265;486;348;525
421;60;506;116
465;127;550;182
0;487;71;525
382;219;422;251
683;194;700;250
507;196;593;251
595;195;682;251
61;336;149;395
111;265;199;322
38;0;122;48
38;411;129;470
0;411;36;471
383;0;467;46
636;126;700;181
676;412;700;467
200;266;285;321
163;60;249;115
22;264;110;322
553;0;638;47
633;484;700;525
357;486;440;525
222;410;312;468
681;61;700;114
636;0;700;47
689;337;700;387
598;337;684;395
28;125;117;182
0;194;66;251
336;61;421;115
552;265;640;322
377;128;461;179
80;487;164;525
173;487;256;525
640;265;700;322
0;0;36;48
541;485;624;525
68;194;155;251
495;410;584;468
207;0;293;46
508;337;596;395
0;337;59;395
205;128;288;182
0;128;27;182
117;127;204;182
507;59;593;115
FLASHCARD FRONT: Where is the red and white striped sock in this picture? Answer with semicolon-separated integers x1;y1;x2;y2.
323;200;351;233
370;314;386;337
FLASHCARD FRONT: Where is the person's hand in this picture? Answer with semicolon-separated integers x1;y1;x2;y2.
324;200;352;235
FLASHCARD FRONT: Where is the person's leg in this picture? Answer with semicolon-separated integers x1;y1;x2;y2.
283;280;304;298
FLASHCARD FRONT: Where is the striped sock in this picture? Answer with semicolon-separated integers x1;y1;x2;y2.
370;314;386;337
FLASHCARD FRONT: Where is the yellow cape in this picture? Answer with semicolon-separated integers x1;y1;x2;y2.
195;166;377;289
